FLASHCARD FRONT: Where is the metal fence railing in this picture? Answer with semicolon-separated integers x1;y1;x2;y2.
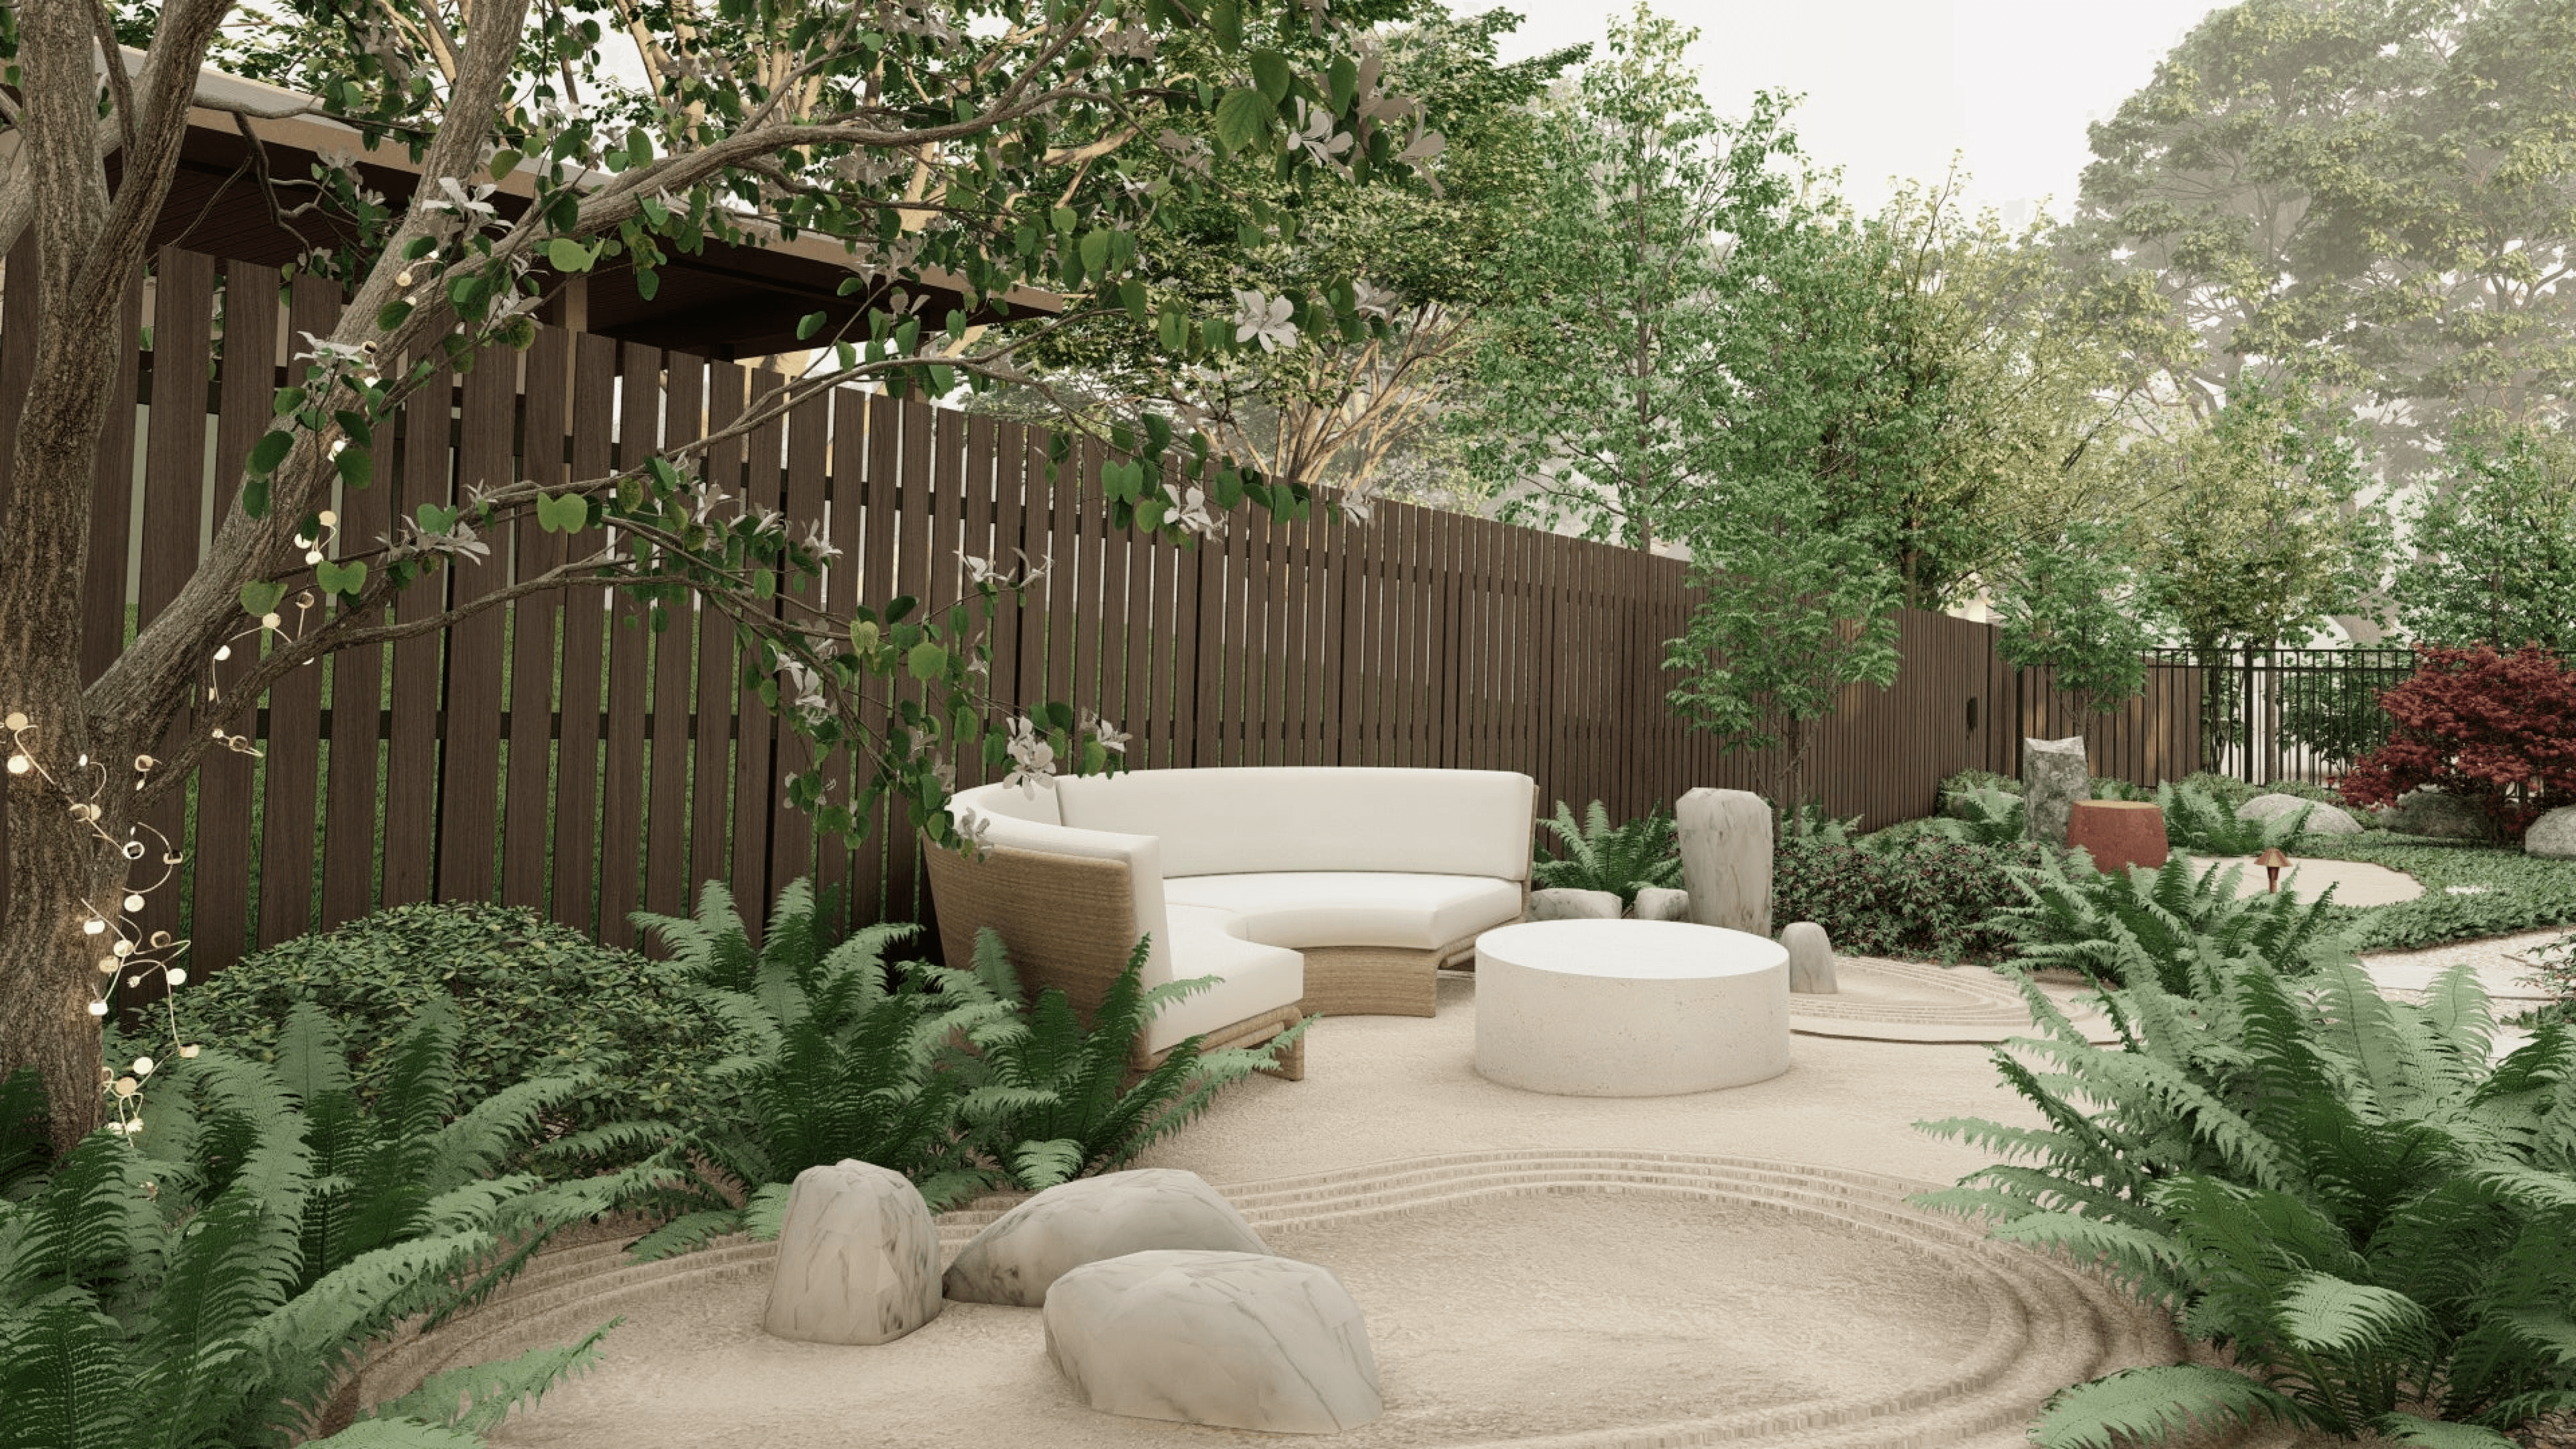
2146;647;2421;786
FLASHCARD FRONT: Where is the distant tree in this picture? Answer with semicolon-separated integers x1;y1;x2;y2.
2064;0;2576;447
2128;374;2390;768
1662;480;1902;812
1992;521;2153;724
2390;425;2576;653
1455;4;1802;550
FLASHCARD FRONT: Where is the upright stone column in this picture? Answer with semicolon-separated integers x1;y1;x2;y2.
2021;737;2090;849
1677;788;1772;939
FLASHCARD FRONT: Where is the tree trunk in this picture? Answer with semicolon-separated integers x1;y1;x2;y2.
0;783;126;1153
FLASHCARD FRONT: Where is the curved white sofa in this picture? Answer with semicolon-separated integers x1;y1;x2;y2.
923;767;1537;1076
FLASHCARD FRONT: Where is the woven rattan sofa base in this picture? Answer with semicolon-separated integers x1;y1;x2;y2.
1298;936;1476;1019
920;838;1306;1082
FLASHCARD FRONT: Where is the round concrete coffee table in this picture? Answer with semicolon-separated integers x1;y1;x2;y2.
1472;919;1790;1097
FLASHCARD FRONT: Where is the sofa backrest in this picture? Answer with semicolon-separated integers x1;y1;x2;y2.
1053;767;1536;879
945;782;1173;984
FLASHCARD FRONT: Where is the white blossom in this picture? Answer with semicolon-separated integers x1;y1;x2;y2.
1231;289;1297;353
1004;716;1057;797
1292;101;1353;168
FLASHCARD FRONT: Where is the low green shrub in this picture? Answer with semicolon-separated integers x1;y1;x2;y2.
1922;786;2026;847
1531;800;1682;908
178;902;731;1150
2155;778;2321;855
0;1003;640;1448
1774;833;2032;964
1917;946;2576;1448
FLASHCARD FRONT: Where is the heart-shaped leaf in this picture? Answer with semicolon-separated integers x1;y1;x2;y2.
1250;50;1292;105
335;445;374;491
416;503;459;535
315;559;368;597
546;237;594;273
906;641;947;681
248;429;296;476
238;580;289;618
536;492;591;534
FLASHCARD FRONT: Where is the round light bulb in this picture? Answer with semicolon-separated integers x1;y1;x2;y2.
164;968;186;987
305;550;325;565
179;1044;201;1058
123;893;143;911
96;957;118;974
319;509;338;526
260;612;282;630
5;754;26;775
86;1000;108;1017
82;917;105;935
132;1056;154;1075
111;940;131;957
112;1077;136;1097
213;645;231;662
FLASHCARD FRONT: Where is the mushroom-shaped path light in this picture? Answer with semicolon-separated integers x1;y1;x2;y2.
2255;847;2290;894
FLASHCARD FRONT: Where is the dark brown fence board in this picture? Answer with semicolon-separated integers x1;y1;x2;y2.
728;372;787;925
253;270;323;948
321;303;412;929
380;367;450;911
809;386;869;923
843;392;900;926
433;346;516;908
548;335;618;928
592;344;660;945
80;277;145;684
641;352;704;924
686;361;748;915
497;328;570;915
767;385;832;896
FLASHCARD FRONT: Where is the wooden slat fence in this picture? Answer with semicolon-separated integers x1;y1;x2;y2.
0;246;2205;977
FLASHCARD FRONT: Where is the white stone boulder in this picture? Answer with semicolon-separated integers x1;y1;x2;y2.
2021;737;2091;848
2528;806;2576;860
1528;887;1622;921
1045;1250;1382;1434
1678;788;1772;939
943;1169;1268;1307
1782;921;1837;994
762;1159;942;1345
2236;792;2362;835
1629;886;1691;921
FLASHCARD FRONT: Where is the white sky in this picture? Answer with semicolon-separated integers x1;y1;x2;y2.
1472;0;2231;221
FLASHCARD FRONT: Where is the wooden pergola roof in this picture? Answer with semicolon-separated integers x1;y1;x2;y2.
151;58;1057;358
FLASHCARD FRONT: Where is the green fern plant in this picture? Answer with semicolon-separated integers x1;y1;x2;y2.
2155;779;2318;856
625;879;1014;1258
2001;848;2355;991
1917;942;2576;1447
932;929;1308;1192
1532;800;1682;908
0;1002;630;1448
1923;786;2027;847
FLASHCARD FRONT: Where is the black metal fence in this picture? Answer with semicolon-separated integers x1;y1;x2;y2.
2148;647;2419;786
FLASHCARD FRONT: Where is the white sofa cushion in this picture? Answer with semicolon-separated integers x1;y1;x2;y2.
1148;906;1306;1055
1161;873;1523;953
1053;767;1535;880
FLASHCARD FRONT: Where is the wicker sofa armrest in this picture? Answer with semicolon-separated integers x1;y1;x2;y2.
921;838;1143;1027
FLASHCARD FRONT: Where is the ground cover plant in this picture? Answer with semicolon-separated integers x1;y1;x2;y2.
2002;851;2353;990
0;1002;638;1448
2289;836;2576;952
623;880;1301;1259
171;902;731;1153
1920;893;2576;1448
1533;799;1685;908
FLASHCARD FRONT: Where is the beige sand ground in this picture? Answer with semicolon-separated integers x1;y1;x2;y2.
2184;853;2422;906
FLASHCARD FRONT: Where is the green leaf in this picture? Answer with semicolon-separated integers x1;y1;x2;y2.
487;148;522;180
906;642;947;681
1328;56;1357;114
1079;230;1111;275
249;429;296;475
336;445;375;491
635;267;660;302
546;237;595;274
416;503;459;535
1213;87;1270;152
2033;1366;2307;1449
315;560;369;597
1206;0;1240;50
1250;50;1292;105
242;476;270;519
376;299;414;332
536;492;591;534
272;386;307;417
796;311;827;341
240;579;289;618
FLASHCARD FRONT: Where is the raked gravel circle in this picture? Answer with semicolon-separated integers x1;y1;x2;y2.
1787;958;2122;1045
362;1151;2182;1449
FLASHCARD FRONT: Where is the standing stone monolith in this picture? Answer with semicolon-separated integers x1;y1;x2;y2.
2021;738;2091;849
1781;921;1836;994
763;1159;943;1345
1677;788;1772;939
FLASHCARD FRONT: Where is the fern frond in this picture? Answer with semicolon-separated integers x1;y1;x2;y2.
2279;1272;2436;1356
1009;1138;1086;1190
2033;1364;2310;1449
623;1209;745;1262
2370;1413;2521;1449
0;1287;138;1449
741;1182;794;1240
364;1319;617;1435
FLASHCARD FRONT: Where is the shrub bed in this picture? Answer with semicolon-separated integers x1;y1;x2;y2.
1774;833;2034;964
2292;836;2576;950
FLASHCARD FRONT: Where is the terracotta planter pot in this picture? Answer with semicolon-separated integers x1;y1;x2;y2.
2066;801;2169;874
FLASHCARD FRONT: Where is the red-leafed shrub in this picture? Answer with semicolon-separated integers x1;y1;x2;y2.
2338;643;2576;839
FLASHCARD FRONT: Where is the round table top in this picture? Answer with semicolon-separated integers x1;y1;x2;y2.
2072;799;2162;812
1475;918;1787;980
